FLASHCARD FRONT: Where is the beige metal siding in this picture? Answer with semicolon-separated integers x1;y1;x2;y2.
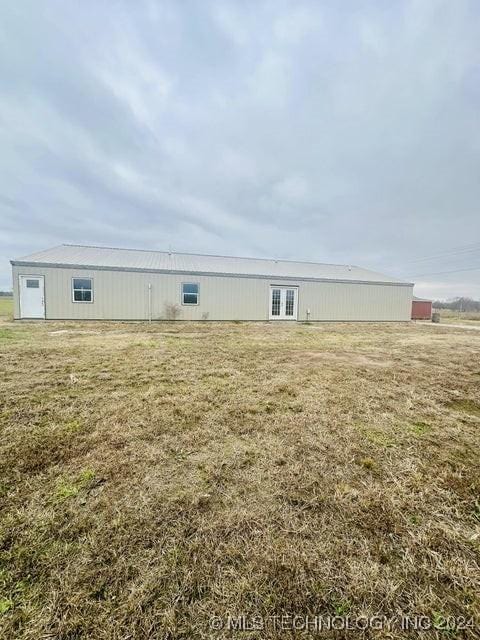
12;265;413;321
298;280;412;321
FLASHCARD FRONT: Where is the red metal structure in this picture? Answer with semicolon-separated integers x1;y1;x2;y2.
411;296;432;320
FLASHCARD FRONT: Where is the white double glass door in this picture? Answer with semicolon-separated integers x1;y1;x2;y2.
269;286;298;320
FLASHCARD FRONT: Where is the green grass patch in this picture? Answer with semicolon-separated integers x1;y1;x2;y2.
0;482;11;498
409;421;432;436
472;500;480;522
55;482;79;501
0;324;34;342
431;611;459;635
61;420;84;434
0;597;13;615
331;598;352;615
0;328;21;341
54;469;96;502
0;297;13;319
357;425;396;447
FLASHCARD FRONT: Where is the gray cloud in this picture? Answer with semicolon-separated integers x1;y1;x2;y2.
1;0;479;298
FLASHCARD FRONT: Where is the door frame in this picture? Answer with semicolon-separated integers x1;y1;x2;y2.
269;285;299;320
19;275;45;319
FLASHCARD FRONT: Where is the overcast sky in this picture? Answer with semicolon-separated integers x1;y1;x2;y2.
1;1;479;299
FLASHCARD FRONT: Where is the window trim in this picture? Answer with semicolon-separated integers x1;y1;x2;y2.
181;282;199;306
72;277;94;304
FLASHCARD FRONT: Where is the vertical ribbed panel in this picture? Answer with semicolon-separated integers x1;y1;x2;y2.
12;266;412;321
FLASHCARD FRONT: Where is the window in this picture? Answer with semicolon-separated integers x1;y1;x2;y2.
271;288;281;316
72;278;93;302
285;289;295;316
26;279;39;288
182;283;199;305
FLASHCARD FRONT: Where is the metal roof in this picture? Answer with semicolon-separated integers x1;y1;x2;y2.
12;244;412;285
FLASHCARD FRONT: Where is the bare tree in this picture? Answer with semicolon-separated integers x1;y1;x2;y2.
434;297;480;312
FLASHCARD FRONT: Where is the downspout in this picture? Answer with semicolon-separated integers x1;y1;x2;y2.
148;283;152;322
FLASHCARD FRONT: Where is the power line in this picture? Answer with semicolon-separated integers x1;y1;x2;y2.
406;242;480;264
410;265;480;277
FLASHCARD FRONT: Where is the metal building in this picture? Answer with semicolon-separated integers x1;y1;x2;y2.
11;244;413;321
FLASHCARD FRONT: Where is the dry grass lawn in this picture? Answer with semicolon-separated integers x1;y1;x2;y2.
0;313;479;638
433;309;480;326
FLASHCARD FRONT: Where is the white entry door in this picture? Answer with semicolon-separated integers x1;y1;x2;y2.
19;276;45;318
269;286;298;320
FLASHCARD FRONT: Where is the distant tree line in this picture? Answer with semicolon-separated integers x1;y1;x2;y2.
433;297;480;311
0;291;13;297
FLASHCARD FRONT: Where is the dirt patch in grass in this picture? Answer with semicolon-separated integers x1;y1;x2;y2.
0;319;479;638
48;329;101;335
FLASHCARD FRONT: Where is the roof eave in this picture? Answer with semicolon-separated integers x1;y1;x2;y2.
10;260;414;287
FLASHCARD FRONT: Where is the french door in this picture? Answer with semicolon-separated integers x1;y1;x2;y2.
269;286;298;320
